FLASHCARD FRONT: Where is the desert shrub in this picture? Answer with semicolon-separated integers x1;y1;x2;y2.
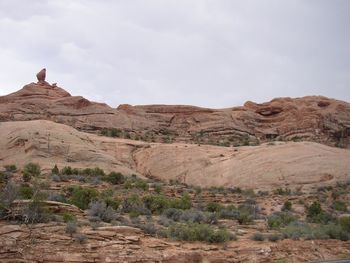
237;211;253;225
22;163;41;182
22;197;50;224
66;221;78;236
139;223;157;235
219;208;239;220
333;200;347;212
163;208;217;224
87;200;117;223
51;174;61;182
74;233;87;244
105;172;125;184
267;233;281;242
135;179;149;191
163;208;183;221
61;166;73;175
51;165;59;175
122;195;151;216
268;212;298;229
281;221;349;241
0;181;19;217
0;172;7;184
236;199;260;224
206;202;223;213
143;195;171;214
154;184;162;194
273;188;291;195
4;164;17;173
48;192;67;203
339;216;350;232
282;201;292;211
180;209;206;223
306;201;333;223
143;194;192;214
63;212;75;222
19;185;34;199
167;222;232;243
101;128;122;138
124;178;149;191
173;193;192;210
67;186;99;210
158;215;173;226
252;232;265;241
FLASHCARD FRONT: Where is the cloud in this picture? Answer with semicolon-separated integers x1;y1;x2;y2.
0;0;349;108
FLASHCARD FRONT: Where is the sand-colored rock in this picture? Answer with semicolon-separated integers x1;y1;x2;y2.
0;83;349;147
0;120;349;190
0;221;349;263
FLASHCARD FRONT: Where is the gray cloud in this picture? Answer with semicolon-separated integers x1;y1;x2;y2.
0;0;349;108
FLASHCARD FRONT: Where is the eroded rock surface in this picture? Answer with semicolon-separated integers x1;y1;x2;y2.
0;120;349;190
0;82;349;147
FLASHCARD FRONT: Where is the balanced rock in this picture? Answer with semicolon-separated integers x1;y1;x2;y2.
36;68;50;85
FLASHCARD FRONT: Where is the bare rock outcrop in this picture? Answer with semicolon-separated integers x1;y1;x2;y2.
0;120;349;190
0;72;349;147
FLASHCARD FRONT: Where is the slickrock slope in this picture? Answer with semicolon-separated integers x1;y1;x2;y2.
1;120;349;190
0;81;349;147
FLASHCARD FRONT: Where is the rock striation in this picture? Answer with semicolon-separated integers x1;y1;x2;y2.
0;71;349;148
1;120;350;190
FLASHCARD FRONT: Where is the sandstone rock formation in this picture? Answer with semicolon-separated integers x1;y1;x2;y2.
0;82;349;148
1;221;348;262
36;68;50;85
0;120;349;191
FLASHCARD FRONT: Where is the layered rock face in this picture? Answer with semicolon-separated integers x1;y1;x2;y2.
1;120;349;190
0;80;349;147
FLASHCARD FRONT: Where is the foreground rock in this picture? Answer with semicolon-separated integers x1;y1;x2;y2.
0;222;349;262
0;120;349;190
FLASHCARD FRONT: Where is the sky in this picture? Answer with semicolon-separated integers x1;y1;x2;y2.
0;0;349;108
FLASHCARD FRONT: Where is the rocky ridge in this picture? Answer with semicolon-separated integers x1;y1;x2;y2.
0;77;349;147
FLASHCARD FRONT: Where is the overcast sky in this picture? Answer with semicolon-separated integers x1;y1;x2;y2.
0;0;349;108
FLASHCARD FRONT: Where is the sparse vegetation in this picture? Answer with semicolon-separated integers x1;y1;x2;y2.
22;163;41;182
66;186;99;210
268;212;298;229
167;222;233;243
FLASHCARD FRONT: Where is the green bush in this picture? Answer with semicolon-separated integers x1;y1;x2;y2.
124;178;149;191
4;164;17;173
333;200;347;212
0;172;8;184
63;212;75;222
154;184;162;194
19;185;34;199
67;186;99;210
61;166;73;175
267;234;281;242
22;163;41;182
339;216;350;232
282;201;292;211
105;172;125;184
66;221;77;236
273;188;291;195
306;201;333;223
122;195;151;216
167;222;232;243
268;212;298;229
51;165;59;175
143;195;171;214
282;221;349;241
206;202;223;213
252;232;265;241
143;194;192;214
